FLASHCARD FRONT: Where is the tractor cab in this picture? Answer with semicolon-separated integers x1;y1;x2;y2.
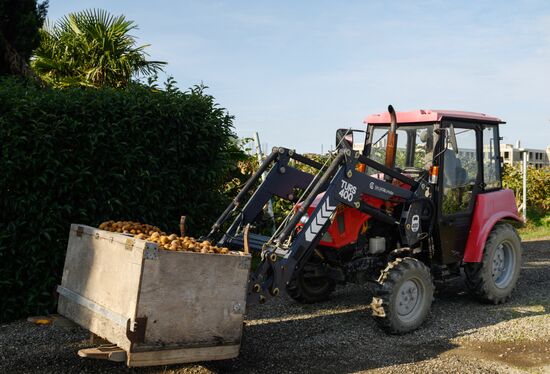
331;109;512;265
364;109;507;264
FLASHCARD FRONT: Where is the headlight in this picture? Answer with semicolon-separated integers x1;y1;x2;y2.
299;214;309;224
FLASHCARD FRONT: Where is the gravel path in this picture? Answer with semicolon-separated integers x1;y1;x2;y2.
1;239;549;374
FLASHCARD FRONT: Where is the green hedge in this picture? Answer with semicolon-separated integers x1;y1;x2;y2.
0;77;242;322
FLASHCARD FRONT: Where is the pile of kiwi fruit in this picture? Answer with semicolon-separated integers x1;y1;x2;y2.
98;220;234;254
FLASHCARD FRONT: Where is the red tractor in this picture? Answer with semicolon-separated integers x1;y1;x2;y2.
206;106;523;334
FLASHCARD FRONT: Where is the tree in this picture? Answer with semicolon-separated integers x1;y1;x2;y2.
0;0;48;78
32;9;165;88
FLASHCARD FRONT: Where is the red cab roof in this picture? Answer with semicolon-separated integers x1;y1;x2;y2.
365;109;504;124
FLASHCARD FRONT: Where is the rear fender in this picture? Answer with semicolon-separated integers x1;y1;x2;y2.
463;189;522;263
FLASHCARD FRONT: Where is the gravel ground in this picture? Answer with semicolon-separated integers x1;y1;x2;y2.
1;239;549;374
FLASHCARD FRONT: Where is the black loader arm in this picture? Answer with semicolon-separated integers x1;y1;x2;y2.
206;147;324;252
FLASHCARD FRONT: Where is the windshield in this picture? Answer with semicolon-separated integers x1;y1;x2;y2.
367;124;435;171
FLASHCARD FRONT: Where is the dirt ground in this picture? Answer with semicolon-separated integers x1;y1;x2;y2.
1;239;549;374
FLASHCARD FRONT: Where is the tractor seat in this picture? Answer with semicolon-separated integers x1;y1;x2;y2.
444;150;467;187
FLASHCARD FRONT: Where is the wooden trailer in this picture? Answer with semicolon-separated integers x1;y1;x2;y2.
57;224;251;367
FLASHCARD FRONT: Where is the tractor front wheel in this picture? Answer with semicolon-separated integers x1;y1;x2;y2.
464;223;522;304
371;257;434;334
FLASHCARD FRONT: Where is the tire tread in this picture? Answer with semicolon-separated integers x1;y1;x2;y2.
371;257;434;334
464;222;521;304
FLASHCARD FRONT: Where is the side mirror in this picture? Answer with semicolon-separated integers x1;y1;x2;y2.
335;128;353;150
335;129;366;151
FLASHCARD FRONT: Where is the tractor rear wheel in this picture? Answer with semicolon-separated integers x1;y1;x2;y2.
286;257;335;304
371;257;434;334
464;223;522;304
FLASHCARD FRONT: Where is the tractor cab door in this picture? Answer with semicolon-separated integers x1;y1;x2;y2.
435;121;482;264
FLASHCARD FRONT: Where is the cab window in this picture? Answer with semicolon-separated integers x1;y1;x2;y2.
482;125;501;190
441;126;478;215
367;124;435;173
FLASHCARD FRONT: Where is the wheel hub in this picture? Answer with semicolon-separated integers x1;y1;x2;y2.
491;242;515;288
396;280;420;317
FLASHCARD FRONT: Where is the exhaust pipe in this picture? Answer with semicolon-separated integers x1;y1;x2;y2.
384;105;398;170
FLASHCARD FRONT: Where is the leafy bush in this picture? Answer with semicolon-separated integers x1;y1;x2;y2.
0;77;245;322
502;164;550;214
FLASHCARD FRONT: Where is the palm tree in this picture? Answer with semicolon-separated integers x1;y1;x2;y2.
32;9;165;87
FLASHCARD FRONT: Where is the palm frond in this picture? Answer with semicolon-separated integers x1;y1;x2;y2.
32;8;166;88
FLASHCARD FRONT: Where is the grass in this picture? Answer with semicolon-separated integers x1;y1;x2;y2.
516;211;550;241
519;225;550;241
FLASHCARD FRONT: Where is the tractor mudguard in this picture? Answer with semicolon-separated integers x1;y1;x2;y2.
463;189;522;263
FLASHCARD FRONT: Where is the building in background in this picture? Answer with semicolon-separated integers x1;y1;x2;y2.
459;148;476;159
500;142;550;169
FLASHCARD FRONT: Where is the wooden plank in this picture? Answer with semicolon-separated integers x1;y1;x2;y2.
60;225;144;318
78;345;127;362
58;295;132;351
128;344;240;367
135;250;251;350
57;285;128;326
58;224;146;351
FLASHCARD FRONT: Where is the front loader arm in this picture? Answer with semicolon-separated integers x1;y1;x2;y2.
247;149;430;305
206;147;325;251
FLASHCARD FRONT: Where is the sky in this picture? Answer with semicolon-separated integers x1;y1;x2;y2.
46;1;550;153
